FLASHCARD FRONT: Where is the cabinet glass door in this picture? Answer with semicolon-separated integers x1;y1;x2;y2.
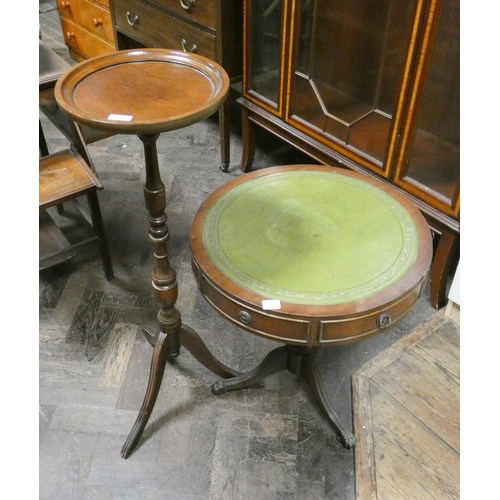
288;0;419;170
395;0;459;216
245;0;285;109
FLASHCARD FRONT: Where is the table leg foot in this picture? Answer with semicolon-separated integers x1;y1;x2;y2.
211;346;289;394
300;355;356;449
121;330;171;459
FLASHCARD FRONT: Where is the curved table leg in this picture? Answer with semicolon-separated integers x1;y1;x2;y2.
212;346;289;394
300;356;356;449
211;344;355;449
179;325;241;379
121;331;172;459
143;326;158;347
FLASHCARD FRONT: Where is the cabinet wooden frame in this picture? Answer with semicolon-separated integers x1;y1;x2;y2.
239;0;459;309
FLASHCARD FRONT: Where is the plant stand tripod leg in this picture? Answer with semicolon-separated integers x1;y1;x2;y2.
178;325;241;378
121;330;174;459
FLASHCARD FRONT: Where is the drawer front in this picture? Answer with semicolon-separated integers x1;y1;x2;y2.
60;17;115;59
149;0;216;30
318;282;424;344
114;0;216;59
202;280;312;344
191;259;312;344
57;0;114;42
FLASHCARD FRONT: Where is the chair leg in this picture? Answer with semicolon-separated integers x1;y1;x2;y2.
39;120;49;157
40;121;65;214
86;191;114;281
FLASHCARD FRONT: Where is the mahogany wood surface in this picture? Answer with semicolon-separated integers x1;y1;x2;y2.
54;48;232;459
191;165;433;347
238;0;460;309
55;49;230;135
190;164;432;449
40;149;102;209
109;0;243;170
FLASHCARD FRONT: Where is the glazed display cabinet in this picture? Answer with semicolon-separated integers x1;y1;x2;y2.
238;0;459;309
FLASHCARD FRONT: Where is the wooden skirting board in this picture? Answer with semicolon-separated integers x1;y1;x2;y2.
352;312;459;499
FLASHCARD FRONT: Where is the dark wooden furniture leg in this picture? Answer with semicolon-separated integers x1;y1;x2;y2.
219;104;230;172
39;120;50;157
300;355;356;448
211;344;356;449
212;346;289;393
429;229;459;309
86;191;114;281
121;133;239;459
240;107;256;172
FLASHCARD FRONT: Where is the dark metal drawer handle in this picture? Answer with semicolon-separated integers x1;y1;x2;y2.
126;11;139;26
181;39;198;53
180;0;195;12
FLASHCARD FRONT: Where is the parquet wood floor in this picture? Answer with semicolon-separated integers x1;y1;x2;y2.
39;3;456;498
352;313;460;499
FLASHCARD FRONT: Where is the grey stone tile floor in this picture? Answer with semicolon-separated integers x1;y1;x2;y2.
39;2;442;498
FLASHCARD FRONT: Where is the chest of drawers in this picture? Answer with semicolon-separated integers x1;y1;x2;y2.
56;0;116;61
109;0;243;170
110;0;242;79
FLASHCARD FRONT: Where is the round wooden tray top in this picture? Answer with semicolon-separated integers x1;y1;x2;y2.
191;165;433;345
55;49;230;135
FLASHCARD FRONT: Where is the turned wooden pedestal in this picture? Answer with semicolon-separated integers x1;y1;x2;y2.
55;48;234;458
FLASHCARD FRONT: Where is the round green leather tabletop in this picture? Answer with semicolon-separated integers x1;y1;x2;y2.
203;169;419;306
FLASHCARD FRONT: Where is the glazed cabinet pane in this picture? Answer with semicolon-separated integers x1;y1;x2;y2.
245;0;284;108
396;0;459;214
289;0;417;169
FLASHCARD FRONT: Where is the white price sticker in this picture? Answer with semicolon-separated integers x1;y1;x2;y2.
262;299;281;310
107;114;133;121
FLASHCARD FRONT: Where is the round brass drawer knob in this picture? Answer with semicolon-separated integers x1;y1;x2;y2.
377;313;392;328
239;311;252;325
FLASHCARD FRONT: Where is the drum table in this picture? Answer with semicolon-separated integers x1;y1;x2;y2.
55;49;240;459
190;165;433;448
